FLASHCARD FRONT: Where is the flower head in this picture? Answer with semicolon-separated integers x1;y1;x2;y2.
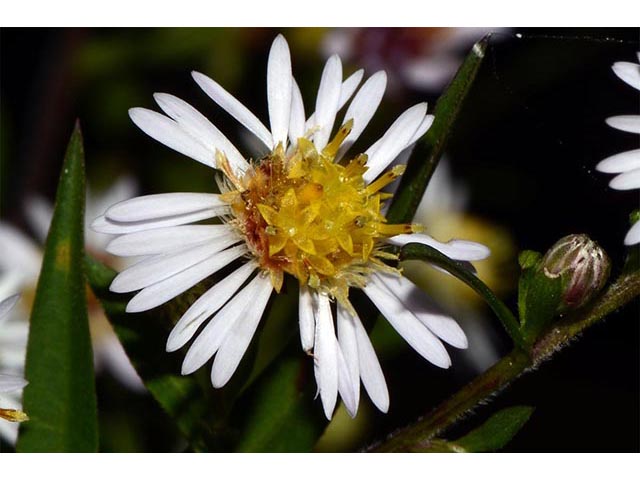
596;52;640;246
541;234;610;310
94;34;490;419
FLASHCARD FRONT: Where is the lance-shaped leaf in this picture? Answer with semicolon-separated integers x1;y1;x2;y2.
454;405;534;452
422;406;534;452
387;36;488;225
17;123;98;452
400;242;524;348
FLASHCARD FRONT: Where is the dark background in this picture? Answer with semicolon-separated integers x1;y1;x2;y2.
1;27;638;452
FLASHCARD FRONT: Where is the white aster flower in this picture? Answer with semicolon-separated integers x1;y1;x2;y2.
0;294;29;443
0;177;144;394
596;52;640;246
94;34;490;419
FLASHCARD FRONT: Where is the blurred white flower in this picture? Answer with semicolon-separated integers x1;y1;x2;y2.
95;34;490;419
0;294;28;444
0;177;144;412
596;52;640;245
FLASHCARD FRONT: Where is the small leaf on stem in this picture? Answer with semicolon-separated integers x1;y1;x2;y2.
451;405;534;452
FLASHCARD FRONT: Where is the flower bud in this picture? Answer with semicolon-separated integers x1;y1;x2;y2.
540;234;611;310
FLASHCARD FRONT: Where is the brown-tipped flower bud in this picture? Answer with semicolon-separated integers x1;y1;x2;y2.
540;234;611;310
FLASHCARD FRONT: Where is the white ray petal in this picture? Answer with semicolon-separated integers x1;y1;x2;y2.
192;71;273;149
89;176;139;221
364;103;428;182
125;245;248;313
408;114;435;145
313;292;339;420
24;195;53;243
0;294;20;322
596;149;640;173
612;60;640;91
363;277;451;368
181;274;265;375
609;167;640;190
288;80;306;147
98;339;145;392
606;115;640;134
374;272;468;349
92;209;222;235
313;55;343;150
211;275;273;387
107;225;234;257
0;351;27;373
339;69;364;107
0;276;24;312
387;233;491;261
154;93;249;175
86;177;139;252
267;34;293;147
337;303;360;413
352;310;389;413
167;262;257;352
624;219;640;246
105;192;228;223
129;108;215;167
0;374;27;393
0;420;19;445
298;285;315;352
337;345;358;418
110;237;240;293
336;71;387;161
0;322;28;348
0;223;43;283
305;69;364;131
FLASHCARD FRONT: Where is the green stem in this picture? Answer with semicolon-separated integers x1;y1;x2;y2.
400;243;525;348
370;270;640;452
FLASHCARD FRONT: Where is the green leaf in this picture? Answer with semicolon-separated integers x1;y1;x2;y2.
84;256;228;452
17;123;98;452
517;256;563;346
399;242;524;348
416;405;533;453
451;405;534;452
518;250;542;270
386;36;489;225
232;348;325;452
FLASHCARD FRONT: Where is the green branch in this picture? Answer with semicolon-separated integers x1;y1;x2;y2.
400;243;524;348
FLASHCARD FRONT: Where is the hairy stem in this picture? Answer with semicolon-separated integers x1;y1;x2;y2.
370;270;640;452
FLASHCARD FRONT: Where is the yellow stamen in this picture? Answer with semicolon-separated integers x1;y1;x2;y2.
366;165;406;194
322;119;354;158
0;408;29;423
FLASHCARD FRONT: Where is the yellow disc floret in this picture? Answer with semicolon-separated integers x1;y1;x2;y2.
220;121;421;310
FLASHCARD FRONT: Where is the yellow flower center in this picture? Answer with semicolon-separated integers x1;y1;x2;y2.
220;120;421;309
